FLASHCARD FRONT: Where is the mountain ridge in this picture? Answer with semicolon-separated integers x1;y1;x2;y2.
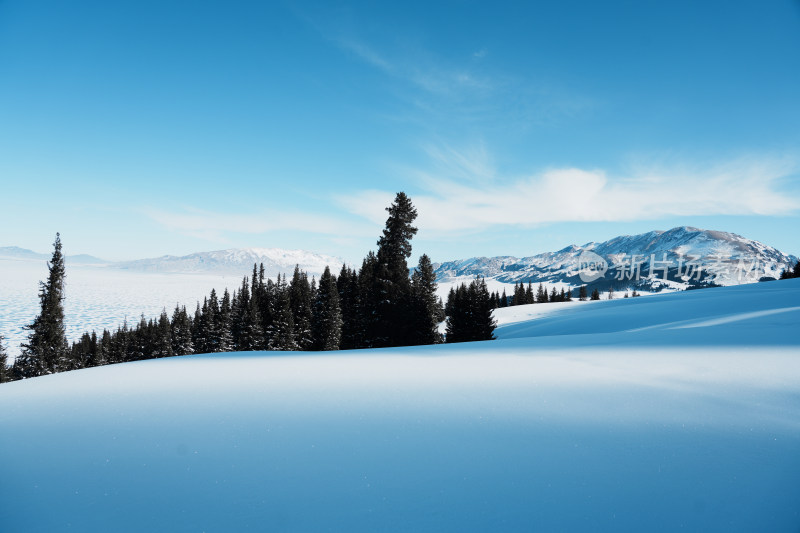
432;226;798;289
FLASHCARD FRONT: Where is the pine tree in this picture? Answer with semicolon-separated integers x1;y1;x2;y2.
358;252;380;348
0;333;11;383
445;278;496;343
409;254;443;345
312;266;343;350
171;305;194;356
268;275;297;351
536;283;548;303
373;192;418;347
154;310;173;358
794;260;800;278
97;329;111;366
501;288;508;307
19;233;70;376
289;265;314;350
591;288;601;300
579;285;588;301
608;287;614;300
550;287;558;303
218;289;234;352
205;289;220;352
192;301;209;354
526;282;535;304
337;265;361;350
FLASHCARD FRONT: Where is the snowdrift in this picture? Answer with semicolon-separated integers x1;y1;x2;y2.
1;279;799;532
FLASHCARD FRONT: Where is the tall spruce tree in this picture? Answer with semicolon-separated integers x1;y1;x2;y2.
289;266;314;350
171;305;194;356
18;233;69;376
373;192;418;347
312;266;343;350
218;289;234;352
268;274;298;351
410;254;443;345
337;265;361;350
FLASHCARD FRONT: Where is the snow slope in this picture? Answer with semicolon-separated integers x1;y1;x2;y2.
1;279;799;531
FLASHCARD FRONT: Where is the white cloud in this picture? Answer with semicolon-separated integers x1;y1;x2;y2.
341;154;800;234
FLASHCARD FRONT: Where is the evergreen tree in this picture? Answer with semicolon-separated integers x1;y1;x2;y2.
0;333;10;383
19;233;69;376
337;265;361;350
218;289;234;352
289;265;314;350
205;289;221;352
358;252;380;348
97;329;111;366
591;288;601;300
171;305;194;356
312;266;343;350
794;260;800;278
268;275;298;351
409;254;443;345
155;310;173;358
525;282;535;304
536;283;548;303
550;287;558;303
579;285;588;301
373;192;418;347
608;287;614;300
445;278;496;343
192;301;209;354
501;288;508;307
559;288;566;302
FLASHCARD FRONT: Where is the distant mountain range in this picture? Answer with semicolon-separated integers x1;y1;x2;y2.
0;246;344;276
113;248;344;276
2;226;797;289
0;247;109;265
432;226;798;290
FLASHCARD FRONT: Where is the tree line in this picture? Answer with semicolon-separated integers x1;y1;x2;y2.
1;193;498;383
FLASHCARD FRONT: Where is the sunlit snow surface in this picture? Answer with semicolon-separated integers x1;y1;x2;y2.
1;280;800;532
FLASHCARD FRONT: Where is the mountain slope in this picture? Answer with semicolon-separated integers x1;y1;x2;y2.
433;226;797;289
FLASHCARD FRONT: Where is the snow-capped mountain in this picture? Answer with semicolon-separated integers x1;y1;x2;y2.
433;226;798;290
114;247;345;276
0;246;108;265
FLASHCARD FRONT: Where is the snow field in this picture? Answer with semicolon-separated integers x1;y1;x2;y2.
1;280;799;531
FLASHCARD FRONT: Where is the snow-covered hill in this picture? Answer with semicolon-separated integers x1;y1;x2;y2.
114;247;345;276
434;226;798;290
1;279;799;532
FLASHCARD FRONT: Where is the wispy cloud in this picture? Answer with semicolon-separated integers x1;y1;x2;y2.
142;206;373;243
338;151;800;234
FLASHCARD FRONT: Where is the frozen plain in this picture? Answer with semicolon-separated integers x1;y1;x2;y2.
1;279;799;532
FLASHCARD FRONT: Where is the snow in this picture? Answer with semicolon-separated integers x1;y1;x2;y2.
433;226;798;287
1;279;799;531
0;259;240;360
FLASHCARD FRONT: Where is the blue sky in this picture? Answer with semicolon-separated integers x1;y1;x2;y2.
1;0;799;263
